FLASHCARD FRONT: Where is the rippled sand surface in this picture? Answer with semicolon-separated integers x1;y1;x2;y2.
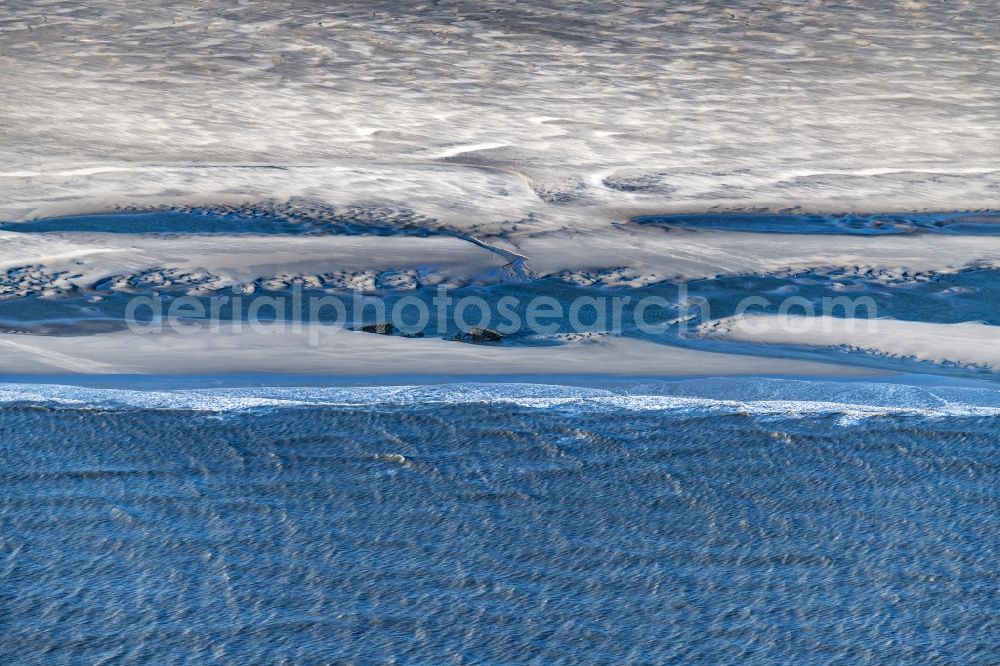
3;1;999;219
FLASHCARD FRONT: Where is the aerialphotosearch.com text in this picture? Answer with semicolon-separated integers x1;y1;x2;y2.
123;284;879;345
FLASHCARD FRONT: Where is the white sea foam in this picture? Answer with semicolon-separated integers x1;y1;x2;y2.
0;379;997;420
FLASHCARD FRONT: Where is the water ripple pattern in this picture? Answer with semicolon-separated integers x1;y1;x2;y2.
0;382;995;663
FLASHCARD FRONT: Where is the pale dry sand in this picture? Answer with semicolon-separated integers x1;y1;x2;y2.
0;327;877;377
2;1;999;223
2;1;998;377
498;225;1000;284
0;231;510;296
2;223;998;298
701;315;1000;372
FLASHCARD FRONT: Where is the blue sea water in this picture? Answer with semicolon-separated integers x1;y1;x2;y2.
0;379;996;663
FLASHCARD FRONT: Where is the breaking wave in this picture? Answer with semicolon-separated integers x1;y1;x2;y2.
1;378;998;420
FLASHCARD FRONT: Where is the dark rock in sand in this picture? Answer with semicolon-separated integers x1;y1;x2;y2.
360;322;394;335
468;326;503;342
